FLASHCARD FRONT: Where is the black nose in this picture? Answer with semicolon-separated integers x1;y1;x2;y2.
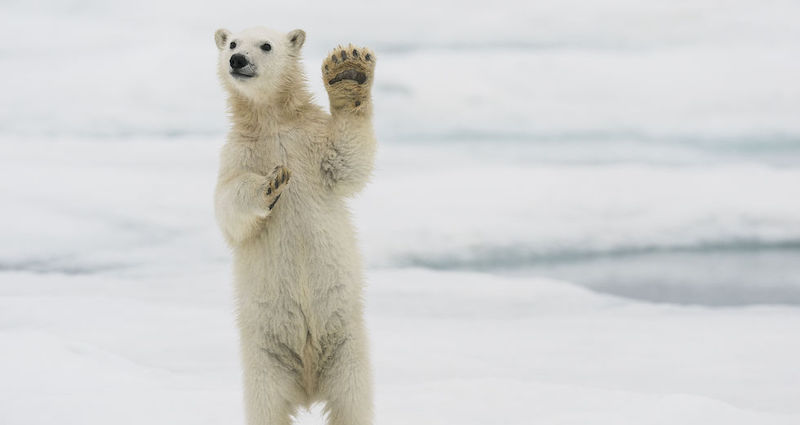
230;54;248;69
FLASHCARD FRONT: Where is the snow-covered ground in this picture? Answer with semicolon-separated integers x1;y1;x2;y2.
1;0;800;424
1;138;799;424
2;266;799;425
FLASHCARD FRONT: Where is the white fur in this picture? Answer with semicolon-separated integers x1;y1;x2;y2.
213;27;376;425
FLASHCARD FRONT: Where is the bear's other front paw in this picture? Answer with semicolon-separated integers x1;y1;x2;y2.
322;45;375;111
263;165;291;211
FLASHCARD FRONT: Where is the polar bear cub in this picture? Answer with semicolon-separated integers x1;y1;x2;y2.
213;26;376;425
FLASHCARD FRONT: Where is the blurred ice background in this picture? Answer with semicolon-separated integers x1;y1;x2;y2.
1;1;799;424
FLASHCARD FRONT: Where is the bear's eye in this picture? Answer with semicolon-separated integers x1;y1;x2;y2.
229;41;237;49
260;43;272;52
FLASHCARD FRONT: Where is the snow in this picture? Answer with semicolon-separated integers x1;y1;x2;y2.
2;267;799;424
1;138;799;424
2;0;800;139
2;0;800;423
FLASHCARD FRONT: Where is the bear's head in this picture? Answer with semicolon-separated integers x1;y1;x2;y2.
214;27;306;102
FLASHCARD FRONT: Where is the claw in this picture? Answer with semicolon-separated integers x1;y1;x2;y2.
268;194;281;210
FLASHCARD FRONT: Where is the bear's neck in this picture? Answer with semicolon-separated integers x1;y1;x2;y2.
228;76;315;140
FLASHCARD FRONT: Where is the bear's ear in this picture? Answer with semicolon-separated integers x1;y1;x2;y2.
215;29;232;50
287;29;306;50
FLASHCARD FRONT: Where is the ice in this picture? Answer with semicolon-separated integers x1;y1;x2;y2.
2;0;800;139
2;268;799;424
1;137;800;424
2;0;800;423
3;139;800;288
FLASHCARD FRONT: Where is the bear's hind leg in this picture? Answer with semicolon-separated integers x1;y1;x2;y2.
241;344;305;425
319;335;373;425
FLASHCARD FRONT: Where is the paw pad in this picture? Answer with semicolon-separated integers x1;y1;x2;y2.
322;44;375;88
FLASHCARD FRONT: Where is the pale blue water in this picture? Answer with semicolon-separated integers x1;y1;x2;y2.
400;239;800;306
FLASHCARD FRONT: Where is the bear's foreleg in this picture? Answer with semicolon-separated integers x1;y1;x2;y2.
214;165;291;243
320;46;377;196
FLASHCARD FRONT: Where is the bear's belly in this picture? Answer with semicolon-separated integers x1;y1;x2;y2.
232;196;362;384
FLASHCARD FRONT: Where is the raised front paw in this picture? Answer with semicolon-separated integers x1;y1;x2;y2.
263;165;291;211
322;45;375;111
